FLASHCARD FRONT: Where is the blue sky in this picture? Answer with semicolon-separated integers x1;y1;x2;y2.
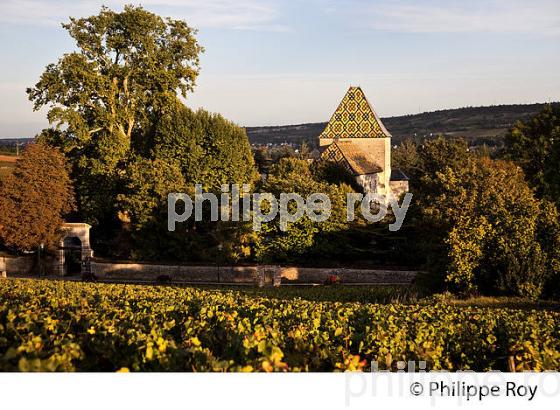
1;0;559;137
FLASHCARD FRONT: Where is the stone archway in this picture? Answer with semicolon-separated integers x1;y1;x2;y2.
62;236;82;276
55;223;93;276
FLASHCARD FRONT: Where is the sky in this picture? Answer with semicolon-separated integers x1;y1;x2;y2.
1;0;559;137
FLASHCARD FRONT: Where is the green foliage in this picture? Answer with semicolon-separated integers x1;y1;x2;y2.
537;201;560;298
420;154;556;298
109;157;186;259
0;143;75;252
1;279;560;371
391;138;421;177
445;216;490;294
232;285;425;304
121;103;259;262
395;136;560;298
25;6;258;263
416;137;470;183
117;157;186;229
27;5;203;225
125;106;258;261
255;158;354;262
312;160;360;190
252;147;272;174
150;103;258;190
28;5;202;146
390;137;469;277
505;104;560;205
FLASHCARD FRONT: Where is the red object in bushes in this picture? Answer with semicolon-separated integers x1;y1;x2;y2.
325;274;341;285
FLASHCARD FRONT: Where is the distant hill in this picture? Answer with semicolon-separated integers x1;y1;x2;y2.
0;138;32;155
2;103;557;150
0;138;30;144
246;103;557;147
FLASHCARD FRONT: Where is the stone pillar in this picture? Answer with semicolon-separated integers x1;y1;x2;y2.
272;266;281;287
256;265;281;287
82;247;94;259
256;266;265;287
54;247;65;276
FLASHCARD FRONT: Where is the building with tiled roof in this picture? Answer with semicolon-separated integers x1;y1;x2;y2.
319;86;409;199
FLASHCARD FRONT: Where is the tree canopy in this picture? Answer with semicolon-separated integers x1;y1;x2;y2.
255;158;354;263
28;5;203;225
505;104;560;205
28;5;202;151
399;137;560;298
150;102;258;191
0;143;75;252
24;5;260;263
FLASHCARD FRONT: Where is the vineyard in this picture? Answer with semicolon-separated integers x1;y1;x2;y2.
1;279;559;372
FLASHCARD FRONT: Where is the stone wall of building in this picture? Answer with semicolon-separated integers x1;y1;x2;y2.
355;173;378;194
390;180;409;199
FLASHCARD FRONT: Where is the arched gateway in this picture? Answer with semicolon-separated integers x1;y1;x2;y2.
55;223;93;276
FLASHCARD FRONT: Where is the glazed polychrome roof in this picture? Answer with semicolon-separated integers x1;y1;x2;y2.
321;140;384;176
319;87;391;139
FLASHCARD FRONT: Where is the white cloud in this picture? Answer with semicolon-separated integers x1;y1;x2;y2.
0;0;286;31
343;0;560;35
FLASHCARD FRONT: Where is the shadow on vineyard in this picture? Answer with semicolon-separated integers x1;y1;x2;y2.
2;279;560;372
221;285;425;304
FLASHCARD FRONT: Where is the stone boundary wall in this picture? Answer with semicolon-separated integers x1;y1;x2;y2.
91;260;417;286
279;267;416;284
0;256;418;286
0;256;34;275
91;262;260;284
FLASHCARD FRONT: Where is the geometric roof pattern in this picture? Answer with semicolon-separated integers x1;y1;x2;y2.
321;140;385;176
319;86;391;140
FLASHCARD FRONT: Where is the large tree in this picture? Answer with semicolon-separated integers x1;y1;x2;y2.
393;136;560;298
418;152;560;298
124;103;259;262
27;5;203;224
150;102;258;191
0;143;75;252
255;158;354;263
505;104;560;204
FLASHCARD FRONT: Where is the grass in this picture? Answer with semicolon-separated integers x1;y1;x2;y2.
168;283;560;310
5;273;559;310
441;295;560;311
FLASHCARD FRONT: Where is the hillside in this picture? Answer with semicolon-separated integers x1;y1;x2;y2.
1;103;556;150
246;103;556;147
0;138;29;155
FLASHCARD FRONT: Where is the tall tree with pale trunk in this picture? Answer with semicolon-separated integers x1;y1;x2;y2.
27;5;203;224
